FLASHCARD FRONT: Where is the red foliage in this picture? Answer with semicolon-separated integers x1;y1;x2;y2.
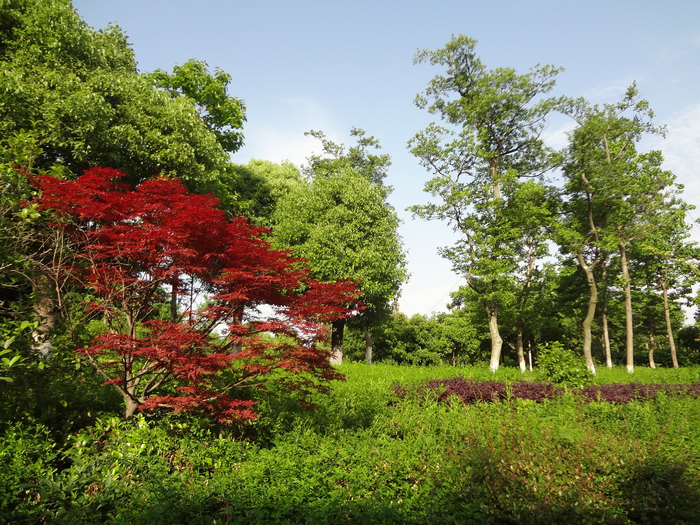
34;167;361;423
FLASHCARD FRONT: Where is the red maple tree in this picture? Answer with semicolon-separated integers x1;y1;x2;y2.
34;167;360;423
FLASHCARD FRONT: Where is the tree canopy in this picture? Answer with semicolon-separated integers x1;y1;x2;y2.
410;35;563;371
0;0;243;197
273;130;408;363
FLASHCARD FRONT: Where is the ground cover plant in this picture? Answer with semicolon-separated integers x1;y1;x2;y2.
2;363;699;524
398;376;700;406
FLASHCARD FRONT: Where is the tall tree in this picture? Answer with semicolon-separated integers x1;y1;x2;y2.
409;35;563;371
273;130;407;364
635;194;699;368
0;0;240;189
560;86;667;373
225;160;304;226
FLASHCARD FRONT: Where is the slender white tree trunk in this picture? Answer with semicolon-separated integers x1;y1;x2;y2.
364;327;372;365
600;263;613;368
516;324;526;373
330;319;345;365
661;275;679;369
619;243;634;374
577;253;597;375
647;326;657;369
487;306;503;372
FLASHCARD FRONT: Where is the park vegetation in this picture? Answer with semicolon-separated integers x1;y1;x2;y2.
1;1;699;522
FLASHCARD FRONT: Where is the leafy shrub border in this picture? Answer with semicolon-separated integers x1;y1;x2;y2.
394;377;700;405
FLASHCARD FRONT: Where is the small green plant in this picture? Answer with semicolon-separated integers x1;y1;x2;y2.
0;320;37;382
536;341;593;388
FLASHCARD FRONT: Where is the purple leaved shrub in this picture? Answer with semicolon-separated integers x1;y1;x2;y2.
394;377;700;406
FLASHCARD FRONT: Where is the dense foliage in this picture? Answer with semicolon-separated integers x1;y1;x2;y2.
410;36;699;372
273;129;407;363
2;364;699;523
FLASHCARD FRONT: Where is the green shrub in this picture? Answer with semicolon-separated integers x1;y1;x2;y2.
0;421;58;522
537;341;593;388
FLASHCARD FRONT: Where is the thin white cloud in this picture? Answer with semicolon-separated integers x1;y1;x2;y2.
692;31;700;48
656;104;700;212
582;78;639;105
542;116;576;151
232;96;345;167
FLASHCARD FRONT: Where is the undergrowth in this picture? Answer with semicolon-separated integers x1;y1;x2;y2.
1;363;699;523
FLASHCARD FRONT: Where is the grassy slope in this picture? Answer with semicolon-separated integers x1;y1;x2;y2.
2;364;700;524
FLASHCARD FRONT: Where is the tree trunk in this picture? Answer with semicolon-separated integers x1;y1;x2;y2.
364;327;372;365
600;262;613;368
601;306;613;368
330;318;345;365
516;321;526;373
170;277;179;323
31;272;57;360
647;323;656;369
619;243;634;374
486;305;503;372
124;397;139;420
231;308;243;354
577;253;597;375
660;273;679;369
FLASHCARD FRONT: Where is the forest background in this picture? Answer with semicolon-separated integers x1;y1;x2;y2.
73;0;700;319
2;0;700;373
70;0;700;370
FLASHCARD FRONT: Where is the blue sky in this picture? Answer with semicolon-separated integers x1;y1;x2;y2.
73;0;700;317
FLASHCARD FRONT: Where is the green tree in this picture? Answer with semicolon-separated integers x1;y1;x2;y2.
0;0;246;358
610;151;684;373
272;130;407;364
409;35;564;371
0;0;240;191
560;86;672;373
148;59;246;154
634;195;699;368
225;160;304;226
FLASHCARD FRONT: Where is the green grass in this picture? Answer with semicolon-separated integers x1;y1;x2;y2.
2;363;699;524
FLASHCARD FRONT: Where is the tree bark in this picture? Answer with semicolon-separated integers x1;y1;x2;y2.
31;272;57;360
577;252;597;375
516;321;526;373
330;318;345;365
170;275;179;323
619;243;634;373
124;397;139;420
601;306;612;368
364;327;372;365
231;308;243;354
600;261;613;368
647;322;657;369
577;172;598;375
660;273;679;369
486;304;503;372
